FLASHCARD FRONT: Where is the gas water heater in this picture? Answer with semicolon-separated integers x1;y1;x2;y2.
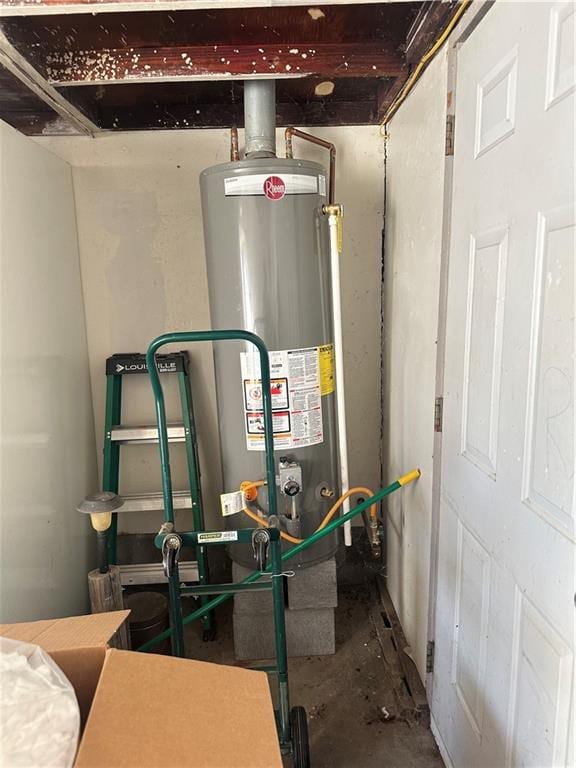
200;81;340;570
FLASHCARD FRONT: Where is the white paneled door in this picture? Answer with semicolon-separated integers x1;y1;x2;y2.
432;3;575;768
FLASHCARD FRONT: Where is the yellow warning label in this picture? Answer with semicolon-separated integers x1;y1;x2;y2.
319;344;335;396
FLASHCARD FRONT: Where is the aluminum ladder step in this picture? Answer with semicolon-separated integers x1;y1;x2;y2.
118;491;193;514
119;561;199;586
110;423;185;444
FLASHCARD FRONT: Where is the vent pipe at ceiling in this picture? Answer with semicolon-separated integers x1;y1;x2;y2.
244;80;276;157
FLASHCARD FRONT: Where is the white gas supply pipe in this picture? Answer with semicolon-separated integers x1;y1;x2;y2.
325;205;352;547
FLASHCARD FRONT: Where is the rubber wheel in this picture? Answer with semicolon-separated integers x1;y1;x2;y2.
290;706;310;768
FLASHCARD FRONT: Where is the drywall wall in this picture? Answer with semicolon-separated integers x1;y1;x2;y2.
0;120;97;622
382;49;448;679
37;127;384;532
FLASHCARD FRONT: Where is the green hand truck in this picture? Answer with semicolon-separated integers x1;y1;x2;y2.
144;328;421;767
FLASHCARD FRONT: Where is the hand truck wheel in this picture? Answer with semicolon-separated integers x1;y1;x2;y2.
290;706;310;768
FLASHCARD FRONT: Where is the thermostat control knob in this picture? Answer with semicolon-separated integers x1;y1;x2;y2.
283;479;300;497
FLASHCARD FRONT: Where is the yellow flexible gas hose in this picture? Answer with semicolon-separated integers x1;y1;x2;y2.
242;506;303;544
241;485;377;545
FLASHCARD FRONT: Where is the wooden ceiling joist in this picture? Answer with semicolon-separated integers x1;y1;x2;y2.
53;76;385;130
44;42;404;86
80;98;382;130
0;0;393;18
405;0;459;63
0;29;98;132
0;2;467;134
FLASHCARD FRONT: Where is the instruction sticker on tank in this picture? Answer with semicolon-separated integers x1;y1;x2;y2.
240;346;324;451
246;410;291;436
224;174;320;197
244;378;289;411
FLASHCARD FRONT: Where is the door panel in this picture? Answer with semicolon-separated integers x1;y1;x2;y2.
523;204;575;534
432;3;575;767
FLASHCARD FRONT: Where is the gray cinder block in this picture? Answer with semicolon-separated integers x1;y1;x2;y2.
231;558;338;659
287;559;337;610
232;561;274;614
233;607;335;660
232;558;338;613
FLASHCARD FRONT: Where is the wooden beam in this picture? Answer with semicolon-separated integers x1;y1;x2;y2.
1;4;421;52
0;65;76;134
376;2;463;124
405;0;459;64
376;72;408;122
0;0;390;18
0;30;98;133
52;74;386;129
89;99;380;129
45;42;404;86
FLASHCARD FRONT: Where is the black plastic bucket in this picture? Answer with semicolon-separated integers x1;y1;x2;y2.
124;591;171;655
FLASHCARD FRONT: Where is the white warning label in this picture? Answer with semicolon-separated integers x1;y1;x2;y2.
220;491;245;517
240;346;324;452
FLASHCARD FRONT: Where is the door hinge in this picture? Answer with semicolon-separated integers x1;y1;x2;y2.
426;640;435;674
445;114;455;156
434;396;444;433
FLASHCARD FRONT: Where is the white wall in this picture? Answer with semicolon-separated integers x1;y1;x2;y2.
38;127;384;532
382;50;448;679
0;120;98;622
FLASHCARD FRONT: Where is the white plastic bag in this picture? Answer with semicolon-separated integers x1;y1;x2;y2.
0;637;80;767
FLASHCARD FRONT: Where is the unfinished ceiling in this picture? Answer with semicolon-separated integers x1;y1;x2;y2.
0;1;460;135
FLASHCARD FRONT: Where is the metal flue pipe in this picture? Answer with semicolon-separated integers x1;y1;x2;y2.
244;80;276;157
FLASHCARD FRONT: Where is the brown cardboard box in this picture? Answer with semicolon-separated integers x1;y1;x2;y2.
0;610;130;727
1;612;282;768
76;648;283;768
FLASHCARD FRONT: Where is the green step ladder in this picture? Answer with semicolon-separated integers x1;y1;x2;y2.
102;350;214;640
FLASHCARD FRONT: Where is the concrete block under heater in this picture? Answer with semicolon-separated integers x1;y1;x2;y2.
232;561;274;615
233;606;335;660
287;558;337;611
231;559;337;659
232;559;338;614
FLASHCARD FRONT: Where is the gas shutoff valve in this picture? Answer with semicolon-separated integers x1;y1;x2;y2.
278;458;302;497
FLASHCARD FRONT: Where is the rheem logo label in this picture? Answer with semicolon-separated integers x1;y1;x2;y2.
264;176;286;201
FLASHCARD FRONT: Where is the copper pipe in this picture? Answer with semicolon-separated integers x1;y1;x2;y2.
285;127;336;204
230;126;239;161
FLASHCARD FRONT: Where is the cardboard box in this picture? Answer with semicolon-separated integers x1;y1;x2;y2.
0;610;130;727
76;649;283;768
1;612;282;768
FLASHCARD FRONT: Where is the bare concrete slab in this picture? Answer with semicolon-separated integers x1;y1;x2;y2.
184;581;444;768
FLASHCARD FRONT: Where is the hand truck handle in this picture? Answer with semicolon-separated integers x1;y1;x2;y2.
145;330;277;525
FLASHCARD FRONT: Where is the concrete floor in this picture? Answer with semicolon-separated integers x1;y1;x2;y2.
184;581;444;768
